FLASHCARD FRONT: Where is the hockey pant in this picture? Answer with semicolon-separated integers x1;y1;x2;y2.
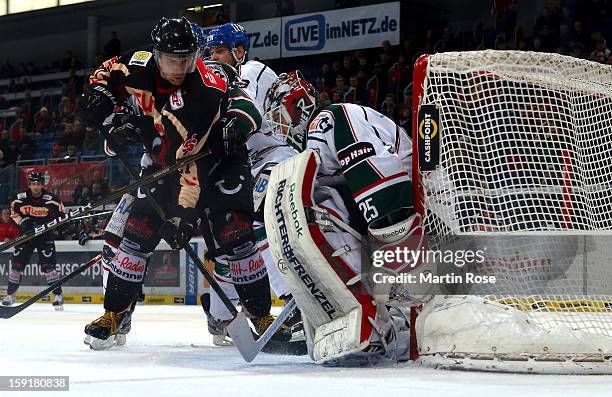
198;149;273;319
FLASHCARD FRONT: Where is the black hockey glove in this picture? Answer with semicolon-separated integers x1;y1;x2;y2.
159;207;200;250
111;114;163;156
212;117;247;158
76;83;117;128
18;217;34;233
223;116;245;156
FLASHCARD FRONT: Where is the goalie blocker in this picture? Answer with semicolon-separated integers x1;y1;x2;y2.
264;150;411;364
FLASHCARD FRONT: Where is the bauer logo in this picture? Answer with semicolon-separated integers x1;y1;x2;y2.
284;14;326;51
417;104;440;171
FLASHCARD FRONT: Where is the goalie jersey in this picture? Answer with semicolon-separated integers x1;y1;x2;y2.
305;103;413;225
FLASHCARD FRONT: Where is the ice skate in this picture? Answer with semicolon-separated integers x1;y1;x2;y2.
1;294;15;307
52;294;64;311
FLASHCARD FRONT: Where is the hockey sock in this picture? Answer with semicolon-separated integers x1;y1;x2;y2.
103;272;141;313
234;275;272;318
7;269;22;295
44;270;62;295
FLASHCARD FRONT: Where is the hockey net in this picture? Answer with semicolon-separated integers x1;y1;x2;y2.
411;50;612;374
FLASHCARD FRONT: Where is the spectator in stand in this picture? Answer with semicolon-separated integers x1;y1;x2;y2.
0;208;19;242
0;130;10;153
66;144;78;159
0;150;6;168
51;143;63;159
91;169;109;194
398;106;411;132
356;53;369;70
90;182;105;202
74;185;91;206
4;141;20;166
341;55;356;80
58;97;74;124
82;126;99;152
319;91;331;107
72;176;86;205
19;143;33;161
348;74;368;105
33;106;51;134
332;91;342;104
571;20;590;50
103;31;122;58
57;122;83;150
380;93;397;119
381;40;397;59
591;37;611;59
321;63;334;88
334;75;348;97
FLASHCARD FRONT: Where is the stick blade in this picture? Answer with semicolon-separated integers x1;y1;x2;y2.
226;312;259;362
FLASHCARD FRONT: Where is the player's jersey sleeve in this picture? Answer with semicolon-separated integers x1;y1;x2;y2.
43;192;65;219
226;85;262;140
9;192;27;225
307;103;413;225
239;61;278;128
89;47;156;105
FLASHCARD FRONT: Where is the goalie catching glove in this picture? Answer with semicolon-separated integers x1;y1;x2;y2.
159;206;201;250
76;83;117;128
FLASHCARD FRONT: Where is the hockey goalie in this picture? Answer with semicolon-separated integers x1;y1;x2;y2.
263;71;425;365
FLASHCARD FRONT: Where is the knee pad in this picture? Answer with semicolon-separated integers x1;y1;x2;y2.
211;210;256;259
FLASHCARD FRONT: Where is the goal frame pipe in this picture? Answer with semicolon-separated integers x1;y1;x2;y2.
410;53;429;361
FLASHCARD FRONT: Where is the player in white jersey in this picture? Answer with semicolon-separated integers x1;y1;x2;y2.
263;71;427;365
202;23;300;344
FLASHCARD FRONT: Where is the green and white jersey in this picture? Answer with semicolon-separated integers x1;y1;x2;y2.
306;103;412;225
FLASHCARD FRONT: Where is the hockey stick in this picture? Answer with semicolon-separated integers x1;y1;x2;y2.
99;132;261;361
0;255;102;319
71;210;113;221
0;150;210;253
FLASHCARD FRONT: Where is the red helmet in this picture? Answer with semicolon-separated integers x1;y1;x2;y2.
263;70;318;151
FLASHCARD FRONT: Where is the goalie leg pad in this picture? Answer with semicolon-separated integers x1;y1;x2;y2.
264;150;379;364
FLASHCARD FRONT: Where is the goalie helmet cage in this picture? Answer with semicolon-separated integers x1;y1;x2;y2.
410;50;612;374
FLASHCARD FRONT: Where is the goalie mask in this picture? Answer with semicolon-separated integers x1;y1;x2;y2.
263;71;318;151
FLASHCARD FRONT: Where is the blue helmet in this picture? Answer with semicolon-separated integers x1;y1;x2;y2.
190;22;206;48
205;23;250;58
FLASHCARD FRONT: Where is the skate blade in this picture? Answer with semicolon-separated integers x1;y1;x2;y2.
89;336;116;350
54;305;64;311
212;334;233;347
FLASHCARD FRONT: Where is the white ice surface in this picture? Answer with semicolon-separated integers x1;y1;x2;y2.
0;304;610;397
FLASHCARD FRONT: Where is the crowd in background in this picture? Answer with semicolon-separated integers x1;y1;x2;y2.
0;0;611;240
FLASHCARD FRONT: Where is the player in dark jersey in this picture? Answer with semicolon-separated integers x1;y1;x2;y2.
2;172;65;310
76;17;289;349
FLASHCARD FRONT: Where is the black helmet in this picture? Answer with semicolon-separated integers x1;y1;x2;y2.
151;17;198;54
28;172;44;184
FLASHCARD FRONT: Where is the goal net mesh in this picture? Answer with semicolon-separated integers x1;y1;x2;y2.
413;50;612;372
